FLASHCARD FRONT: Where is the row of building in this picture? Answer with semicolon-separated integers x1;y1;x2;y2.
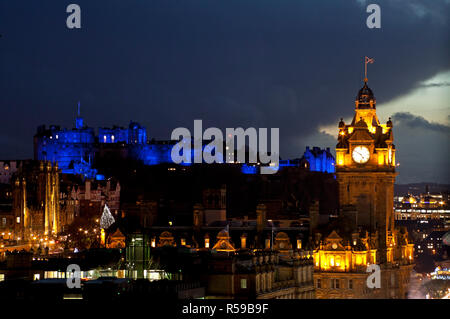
0;76;428;300
0;160;120;244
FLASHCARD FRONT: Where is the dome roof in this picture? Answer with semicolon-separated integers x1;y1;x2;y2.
356;82;375;106
386;117;393;127
275;231;289;239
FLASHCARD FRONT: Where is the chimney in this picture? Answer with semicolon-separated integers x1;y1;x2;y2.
256;203;267;234
309;200;319;231
204;233;210;248
85;180;91;200
193;203;204;229
265;235;271;250
314;233;322;246
296;236;302;250
240;233;247;249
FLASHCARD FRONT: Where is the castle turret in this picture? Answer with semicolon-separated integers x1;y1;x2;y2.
75;101;84;129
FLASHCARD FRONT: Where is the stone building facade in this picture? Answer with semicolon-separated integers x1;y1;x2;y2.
62;179;121;223
125;202;315;299
12;161;60;240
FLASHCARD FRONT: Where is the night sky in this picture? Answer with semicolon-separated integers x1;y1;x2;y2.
0;0;448;184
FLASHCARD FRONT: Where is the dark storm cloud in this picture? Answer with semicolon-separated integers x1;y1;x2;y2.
393;112;449;183
0;0;448;182
393;112;450;134
393;113;449;184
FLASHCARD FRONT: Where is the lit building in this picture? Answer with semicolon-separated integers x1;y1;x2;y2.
34;105;151;179
313;76;414;299
418;230;448;256
62;179;121;223
11;161;61;240
0;161;19;184
34;106;97;178
125;203;315;299
303;147;335;173
394;190;450;220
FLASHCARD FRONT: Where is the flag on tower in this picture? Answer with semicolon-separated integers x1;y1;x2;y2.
365;56;374;64
364;56;374;81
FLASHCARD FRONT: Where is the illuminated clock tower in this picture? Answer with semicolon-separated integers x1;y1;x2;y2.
313;69;414;299
335;78;396;260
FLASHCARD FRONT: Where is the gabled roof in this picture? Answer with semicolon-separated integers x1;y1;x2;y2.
348;128;373;141
110;228;125;239
327;230;342;241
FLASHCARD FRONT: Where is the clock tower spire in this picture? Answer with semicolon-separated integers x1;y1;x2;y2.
335;75;397;261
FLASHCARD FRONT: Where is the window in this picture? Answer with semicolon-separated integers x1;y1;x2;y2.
356;256;362;265
316;279;321;288
16;217;20;224
348;279;353;289
390;273;396;287
2;218;6;226
331;279;339;289
241;278;247;289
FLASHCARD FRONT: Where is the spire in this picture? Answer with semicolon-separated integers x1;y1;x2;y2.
75;101;84;129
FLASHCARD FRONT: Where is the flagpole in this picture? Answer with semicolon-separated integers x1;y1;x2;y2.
364;57;374;82
364;57;367;80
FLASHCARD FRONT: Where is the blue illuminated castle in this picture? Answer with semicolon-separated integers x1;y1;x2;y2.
33;104;172;179
303;146;335;173
34;104;334;178
34;108;98;177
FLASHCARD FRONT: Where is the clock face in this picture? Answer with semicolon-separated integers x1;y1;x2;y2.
352;146;370;164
